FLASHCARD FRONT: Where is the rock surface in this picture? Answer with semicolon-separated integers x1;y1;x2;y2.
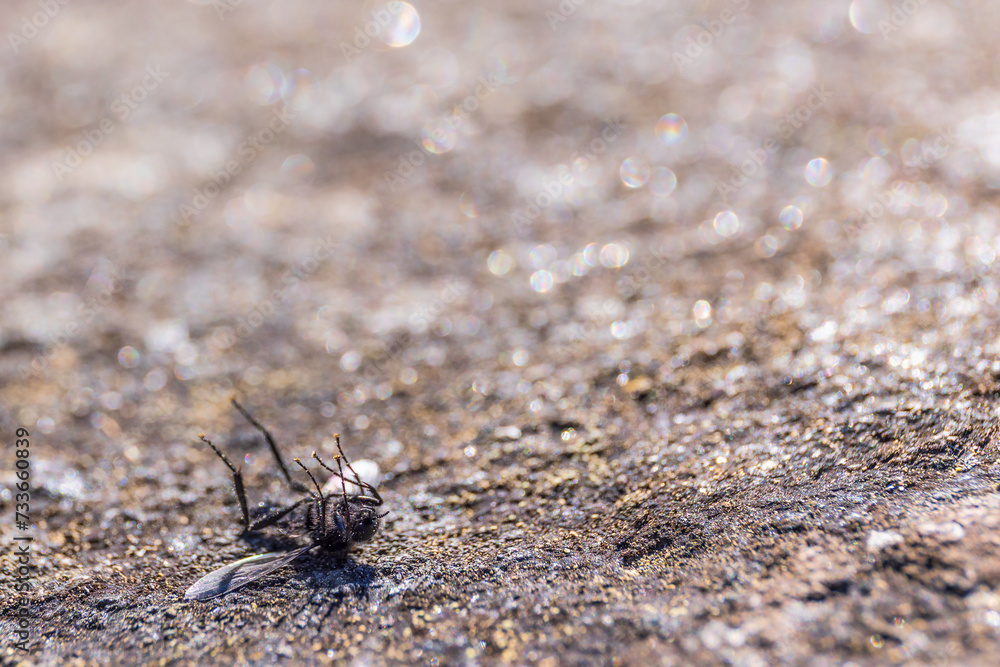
2;1;1000;665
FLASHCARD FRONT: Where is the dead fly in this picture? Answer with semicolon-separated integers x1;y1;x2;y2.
184;399;386;601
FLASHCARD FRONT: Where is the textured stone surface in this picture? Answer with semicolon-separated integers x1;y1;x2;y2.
2;1;1000;665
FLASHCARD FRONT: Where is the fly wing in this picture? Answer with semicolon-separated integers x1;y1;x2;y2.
184;545;313;601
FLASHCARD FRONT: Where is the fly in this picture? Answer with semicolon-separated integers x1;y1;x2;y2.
184;399;386;601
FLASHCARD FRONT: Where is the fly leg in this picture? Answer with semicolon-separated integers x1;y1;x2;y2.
231;398;298;490
198;434;250;529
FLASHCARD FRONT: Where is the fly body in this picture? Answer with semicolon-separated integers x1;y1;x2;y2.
184;399;386;601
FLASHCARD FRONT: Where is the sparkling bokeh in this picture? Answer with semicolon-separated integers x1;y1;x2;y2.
778;205;803;230
804;158;833;187
620;156;651;189
649;166;678;197
655;113;688;146
380;2;421;48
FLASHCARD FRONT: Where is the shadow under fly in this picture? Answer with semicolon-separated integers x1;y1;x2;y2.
185;399;387;602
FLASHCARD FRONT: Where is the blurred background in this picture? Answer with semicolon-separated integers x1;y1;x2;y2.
3;0;1000;664
2;0;993;480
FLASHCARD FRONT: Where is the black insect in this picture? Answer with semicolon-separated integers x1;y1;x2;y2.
184;399;386;601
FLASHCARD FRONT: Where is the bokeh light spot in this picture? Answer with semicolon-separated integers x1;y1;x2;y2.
693;300;712;327
381;2;421;48
655;114;688;146
488;250;514;276
805;158;833;187
779;205;804;230
620;157;651;188
530;270;554;293
421;119;457;154
849;0;889;35
118;346;140;368
459;192;479;218
713;210;740;238
649;166;678;197
281;154;316;182
281;69;319;110
599;243;630;268
244;62;283;106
